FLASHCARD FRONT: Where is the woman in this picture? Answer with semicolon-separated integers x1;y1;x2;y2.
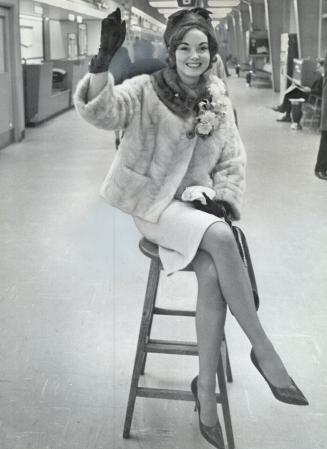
272;59;324;122
74;8;308;449
315;53;327;180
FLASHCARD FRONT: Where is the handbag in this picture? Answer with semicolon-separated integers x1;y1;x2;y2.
232;225;260;311
192;194;260;310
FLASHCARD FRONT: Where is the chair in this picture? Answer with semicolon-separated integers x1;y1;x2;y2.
123;238;235;449
301;94;322;130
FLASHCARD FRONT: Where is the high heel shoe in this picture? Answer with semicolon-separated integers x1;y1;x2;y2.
250;349;309;406
191;376;225;449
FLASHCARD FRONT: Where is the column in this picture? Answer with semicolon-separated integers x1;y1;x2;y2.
227;14;237;61
234;10;245;63
240;3;252;61
251;0;266;31
294;0;320;58
265;0;287;91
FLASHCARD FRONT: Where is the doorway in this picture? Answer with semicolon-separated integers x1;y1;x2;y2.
0;6;14;148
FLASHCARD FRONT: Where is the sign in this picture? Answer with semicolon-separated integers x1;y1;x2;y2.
177;0;196;7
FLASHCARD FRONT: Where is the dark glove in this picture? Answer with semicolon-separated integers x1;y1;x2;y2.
89;8;126;74
193;193;232;223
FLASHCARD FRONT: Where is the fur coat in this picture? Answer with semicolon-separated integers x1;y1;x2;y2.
321;53;327;131
74;72;246;223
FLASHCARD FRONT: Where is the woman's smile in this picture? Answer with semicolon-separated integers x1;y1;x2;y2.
175;28;210;86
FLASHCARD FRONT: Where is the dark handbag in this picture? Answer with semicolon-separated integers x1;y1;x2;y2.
193;194;260;310
232;226;260;310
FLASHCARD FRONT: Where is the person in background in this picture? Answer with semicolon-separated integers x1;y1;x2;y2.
315;53;327;180
129;38;166;77
75;9;308;449
273;59;324;122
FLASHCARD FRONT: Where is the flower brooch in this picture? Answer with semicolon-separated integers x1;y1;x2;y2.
194;91;227;138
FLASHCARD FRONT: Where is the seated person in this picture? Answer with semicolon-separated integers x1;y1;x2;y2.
315;54;327;180
273;59;324;122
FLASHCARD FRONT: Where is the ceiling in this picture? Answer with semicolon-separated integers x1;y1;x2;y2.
148;0;242;25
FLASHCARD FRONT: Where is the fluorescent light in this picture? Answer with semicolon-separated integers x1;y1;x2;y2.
208;0;239;5
149;1;177;6
158;8;183;14
208;8;232;14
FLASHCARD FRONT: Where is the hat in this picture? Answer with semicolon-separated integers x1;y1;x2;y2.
164;8;216;48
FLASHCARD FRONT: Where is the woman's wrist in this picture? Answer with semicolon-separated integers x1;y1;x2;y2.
87;72;108;102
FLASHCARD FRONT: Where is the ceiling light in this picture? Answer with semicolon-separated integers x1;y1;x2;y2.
149;1;178;6
207;0;240;6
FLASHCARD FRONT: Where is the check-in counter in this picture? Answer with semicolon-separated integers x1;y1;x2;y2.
50;57;91;106
23;62;71;125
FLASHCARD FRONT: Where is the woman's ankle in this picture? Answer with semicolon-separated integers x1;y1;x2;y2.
197;375;216;395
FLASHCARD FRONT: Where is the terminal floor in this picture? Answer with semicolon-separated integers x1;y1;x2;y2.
0;75;326;449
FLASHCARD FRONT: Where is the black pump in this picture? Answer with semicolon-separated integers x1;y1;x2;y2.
250;349;309;406
191;376;225;449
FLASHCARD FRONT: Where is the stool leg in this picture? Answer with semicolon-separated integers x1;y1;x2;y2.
140;269;160;375
123;259;160;438
224;339;233;383
217;354;235;449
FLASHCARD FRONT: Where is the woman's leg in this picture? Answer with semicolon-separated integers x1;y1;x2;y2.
199;222;291;388
192;250;227;426
315;130;327;173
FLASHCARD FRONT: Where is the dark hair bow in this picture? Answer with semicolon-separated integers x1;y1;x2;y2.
167;8;213;24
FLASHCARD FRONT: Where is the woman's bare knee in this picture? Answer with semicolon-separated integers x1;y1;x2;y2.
200;221;235;253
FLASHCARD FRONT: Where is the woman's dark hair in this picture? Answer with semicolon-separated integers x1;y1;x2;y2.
167;24;218;70
163;8;218;70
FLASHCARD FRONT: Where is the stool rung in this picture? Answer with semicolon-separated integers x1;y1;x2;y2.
146;339;198;355
154;307;195;317
136;387;222;402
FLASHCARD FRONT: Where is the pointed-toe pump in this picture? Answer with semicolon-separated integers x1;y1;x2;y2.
250;349;309;406
191;376;225;449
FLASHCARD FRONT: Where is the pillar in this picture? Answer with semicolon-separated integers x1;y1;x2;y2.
227;14;238;61
251;0;266;31
234;10;245;63
265;0;289;91
240;3;251;61
294;0;320;59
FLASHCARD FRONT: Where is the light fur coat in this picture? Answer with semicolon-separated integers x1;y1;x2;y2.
74;72;246;223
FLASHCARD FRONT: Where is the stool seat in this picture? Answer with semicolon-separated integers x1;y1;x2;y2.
139;237;193;271
139;238;159;259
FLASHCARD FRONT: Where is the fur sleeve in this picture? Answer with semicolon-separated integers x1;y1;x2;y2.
212;97;246;220
74;72;148;130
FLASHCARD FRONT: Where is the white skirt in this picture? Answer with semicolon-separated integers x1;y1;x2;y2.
134;200;224;275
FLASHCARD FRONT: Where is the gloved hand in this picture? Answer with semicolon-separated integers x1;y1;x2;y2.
193;193;232;223
181;186;216;204
89;8;126;74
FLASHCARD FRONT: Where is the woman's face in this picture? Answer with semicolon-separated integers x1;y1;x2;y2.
175;28;210;86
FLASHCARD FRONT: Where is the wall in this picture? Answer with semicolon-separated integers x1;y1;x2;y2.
20;14;43;61
49;20;78;59
84;20;101;55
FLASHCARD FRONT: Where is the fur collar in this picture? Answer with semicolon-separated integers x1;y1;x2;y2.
150;67;210;118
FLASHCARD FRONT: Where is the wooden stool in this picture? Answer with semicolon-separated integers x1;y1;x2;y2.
123;238;235;449
289;97;306;129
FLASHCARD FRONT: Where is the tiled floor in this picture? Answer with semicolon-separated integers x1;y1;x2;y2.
0;74;326;449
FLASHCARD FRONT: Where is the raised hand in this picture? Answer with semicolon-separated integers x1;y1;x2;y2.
89;8;126;74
